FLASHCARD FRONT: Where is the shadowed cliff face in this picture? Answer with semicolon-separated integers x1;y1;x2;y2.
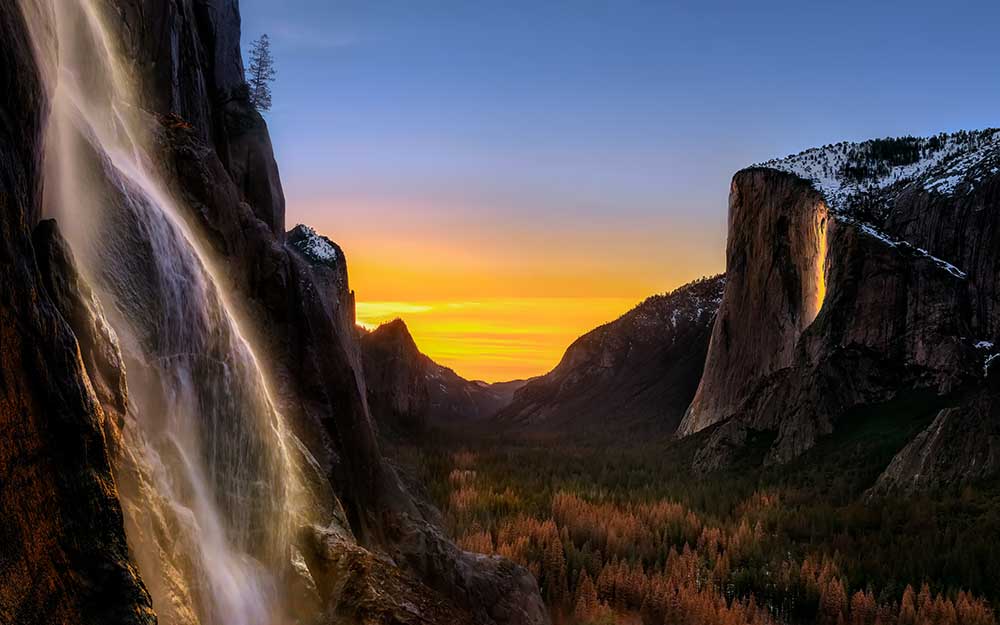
0;3;154;623
497;276;725;436
107;0;285;237
685;142;1000;482
360;318;528;436
870;379;1000;495
361;320;433;433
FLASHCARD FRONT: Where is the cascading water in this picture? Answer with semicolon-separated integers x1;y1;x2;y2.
21;1;304;624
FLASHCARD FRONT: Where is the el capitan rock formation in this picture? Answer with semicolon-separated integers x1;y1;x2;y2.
682;132;1000;482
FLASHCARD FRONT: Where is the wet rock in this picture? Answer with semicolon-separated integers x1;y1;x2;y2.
108;0;285;237
0;3;154;621
33;219;129;428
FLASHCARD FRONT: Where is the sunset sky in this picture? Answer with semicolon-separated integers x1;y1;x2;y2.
240;0;1000;381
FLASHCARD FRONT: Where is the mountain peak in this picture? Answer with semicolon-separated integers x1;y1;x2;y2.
365;317;420;355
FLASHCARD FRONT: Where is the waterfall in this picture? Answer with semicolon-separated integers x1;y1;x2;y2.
21;2;303;624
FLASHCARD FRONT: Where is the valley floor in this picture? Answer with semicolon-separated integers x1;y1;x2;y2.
386;403;1000;625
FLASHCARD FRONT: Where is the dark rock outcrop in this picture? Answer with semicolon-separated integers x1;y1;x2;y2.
109;0;285;237
360;319;527;435
497;276;724;435
0;3;154;622
361;320;433;433
299;525;477;625
869;382;1000;495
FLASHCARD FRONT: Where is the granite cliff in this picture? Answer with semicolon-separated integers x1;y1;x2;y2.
681;132;1000;485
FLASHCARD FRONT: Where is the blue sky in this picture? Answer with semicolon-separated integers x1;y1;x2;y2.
238;0;1000;379
240;0;1000;227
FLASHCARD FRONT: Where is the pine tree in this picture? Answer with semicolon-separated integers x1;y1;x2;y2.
899;585;918;625
542;536;567;605
820;578;848;625
246;34;276;112
574;570;598;622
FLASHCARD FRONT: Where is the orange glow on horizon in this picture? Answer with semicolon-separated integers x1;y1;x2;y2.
356;298;641;382
289;197;725;382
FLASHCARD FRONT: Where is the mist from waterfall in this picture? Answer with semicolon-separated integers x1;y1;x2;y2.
20;1;306;624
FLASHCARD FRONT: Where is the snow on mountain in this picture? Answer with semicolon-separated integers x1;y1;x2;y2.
756;129;1000;218
755;130;1000;281
855;223;967;279
289;224;339;266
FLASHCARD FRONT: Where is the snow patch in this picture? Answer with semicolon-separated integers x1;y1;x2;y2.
984;353;999;376
852;221;967;279
291;225;338;265
757;129;1000;215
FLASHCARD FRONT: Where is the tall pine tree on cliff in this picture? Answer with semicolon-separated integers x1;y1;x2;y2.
246;34;276;112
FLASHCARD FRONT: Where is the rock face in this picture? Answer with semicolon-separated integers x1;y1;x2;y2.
679;174;828;436
98;1;548;623
361;320;433;433
497;276;724;435
108;0;285;237
870;381;1000;495
0;3;154;623
685;132;1000;481
360;319;527;434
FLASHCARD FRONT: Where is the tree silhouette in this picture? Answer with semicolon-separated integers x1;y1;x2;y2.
246;34;276;112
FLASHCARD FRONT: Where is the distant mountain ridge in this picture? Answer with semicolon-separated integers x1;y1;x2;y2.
360;319;528;434
495;275;725;435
